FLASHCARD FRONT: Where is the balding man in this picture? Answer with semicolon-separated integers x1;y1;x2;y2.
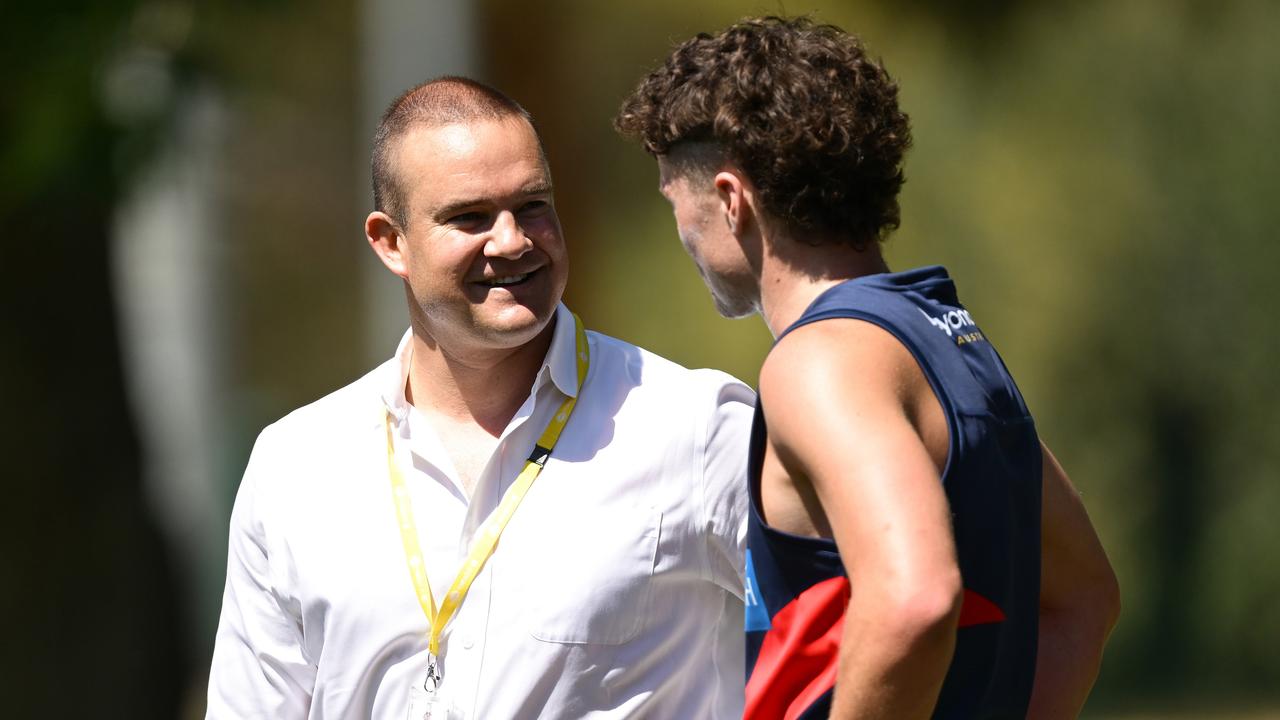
207;77;753;719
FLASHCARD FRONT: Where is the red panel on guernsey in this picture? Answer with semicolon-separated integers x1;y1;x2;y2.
958;588;1006;627
746;580;1006;720
745;576;849;720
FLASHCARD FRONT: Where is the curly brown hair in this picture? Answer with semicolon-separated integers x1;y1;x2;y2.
615;16;912;248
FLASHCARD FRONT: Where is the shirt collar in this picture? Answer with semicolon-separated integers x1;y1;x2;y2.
380;302;580;420
544;303;581;399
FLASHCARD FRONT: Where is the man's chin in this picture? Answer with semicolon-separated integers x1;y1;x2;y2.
710;291;756;320
714;303;757;320
474;304;555;344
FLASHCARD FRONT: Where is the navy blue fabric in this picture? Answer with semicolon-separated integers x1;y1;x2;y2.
746;265;1043;719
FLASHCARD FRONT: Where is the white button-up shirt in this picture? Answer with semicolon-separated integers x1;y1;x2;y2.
208;304;754;719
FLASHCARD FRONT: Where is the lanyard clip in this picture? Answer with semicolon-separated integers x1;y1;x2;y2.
424;654;442;693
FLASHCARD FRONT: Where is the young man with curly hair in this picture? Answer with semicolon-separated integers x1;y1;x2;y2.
616;16;1120;720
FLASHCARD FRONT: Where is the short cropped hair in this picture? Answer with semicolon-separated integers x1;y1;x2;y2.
372;76;536;228
615;17;912;248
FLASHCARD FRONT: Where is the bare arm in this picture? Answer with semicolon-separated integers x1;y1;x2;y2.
761;321;962;720
1026;443;1121;719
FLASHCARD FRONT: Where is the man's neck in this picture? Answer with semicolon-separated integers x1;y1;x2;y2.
405;320;556;438
758;237;889;338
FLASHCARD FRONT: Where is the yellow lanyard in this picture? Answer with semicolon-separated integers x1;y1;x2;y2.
385;313;589;679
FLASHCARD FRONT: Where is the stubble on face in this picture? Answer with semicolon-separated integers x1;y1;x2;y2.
657;156;758;319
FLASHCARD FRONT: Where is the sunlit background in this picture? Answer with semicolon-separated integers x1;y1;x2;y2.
4;0;1279;717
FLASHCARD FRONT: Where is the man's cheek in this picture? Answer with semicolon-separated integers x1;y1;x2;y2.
677;226;699;257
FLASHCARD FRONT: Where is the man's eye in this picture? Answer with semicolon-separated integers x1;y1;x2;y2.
518;200;549;214
449;211;487;226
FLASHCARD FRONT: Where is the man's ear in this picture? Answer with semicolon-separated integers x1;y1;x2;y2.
365;211;409;279
713;169;753;238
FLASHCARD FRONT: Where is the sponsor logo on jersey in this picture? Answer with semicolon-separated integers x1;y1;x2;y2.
919;307;986;345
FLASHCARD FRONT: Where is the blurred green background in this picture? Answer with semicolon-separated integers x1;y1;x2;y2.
3;0;1278;717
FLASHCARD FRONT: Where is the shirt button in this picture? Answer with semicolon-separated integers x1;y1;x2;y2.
461;635;475;650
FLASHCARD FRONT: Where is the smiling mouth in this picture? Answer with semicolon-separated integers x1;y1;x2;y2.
477;270;536;288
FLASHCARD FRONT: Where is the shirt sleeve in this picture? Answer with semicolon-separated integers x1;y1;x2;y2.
207;425;315;719
697;372;756;598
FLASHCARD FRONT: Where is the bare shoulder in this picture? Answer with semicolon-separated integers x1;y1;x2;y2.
760;318;922;417
757;320;955;587
761;318;944;477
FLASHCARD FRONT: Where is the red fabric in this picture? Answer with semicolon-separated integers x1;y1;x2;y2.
746;581;1005;719
745;576;849;720
958;588;1006;628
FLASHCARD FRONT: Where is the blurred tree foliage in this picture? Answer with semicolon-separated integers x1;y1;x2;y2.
1007;1;1280;702
1;1;190;716
880;1;1280;704
0;0;355;714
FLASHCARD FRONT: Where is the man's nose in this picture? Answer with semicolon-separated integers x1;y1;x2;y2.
485;211;533;259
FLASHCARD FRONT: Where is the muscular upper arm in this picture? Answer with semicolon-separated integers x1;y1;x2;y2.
760;320;959;598
1039;443;1120;617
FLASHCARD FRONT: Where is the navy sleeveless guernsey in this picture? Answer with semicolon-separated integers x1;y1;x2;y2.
744;265;1042;719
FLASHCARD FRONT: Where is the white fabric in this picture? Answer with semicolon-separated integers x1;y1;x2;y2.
207;304;754;719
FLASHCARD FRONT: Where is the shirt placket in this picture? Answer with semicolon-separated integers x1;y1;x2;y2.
446;370;559;717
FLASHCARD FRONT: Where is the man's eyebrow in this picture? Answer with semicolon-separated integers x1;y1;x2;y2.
432;197;486;220
521;181;554;197
433;183;554;220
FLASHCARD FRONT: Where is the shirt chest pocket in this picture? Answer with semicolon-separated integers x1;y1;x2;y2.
506;507;662;646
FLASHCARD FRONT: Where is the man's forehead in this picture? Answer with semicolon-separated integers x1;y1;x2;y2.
422;122;484;155
397;119;547;180
393;119;552;214
401;116;539;157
